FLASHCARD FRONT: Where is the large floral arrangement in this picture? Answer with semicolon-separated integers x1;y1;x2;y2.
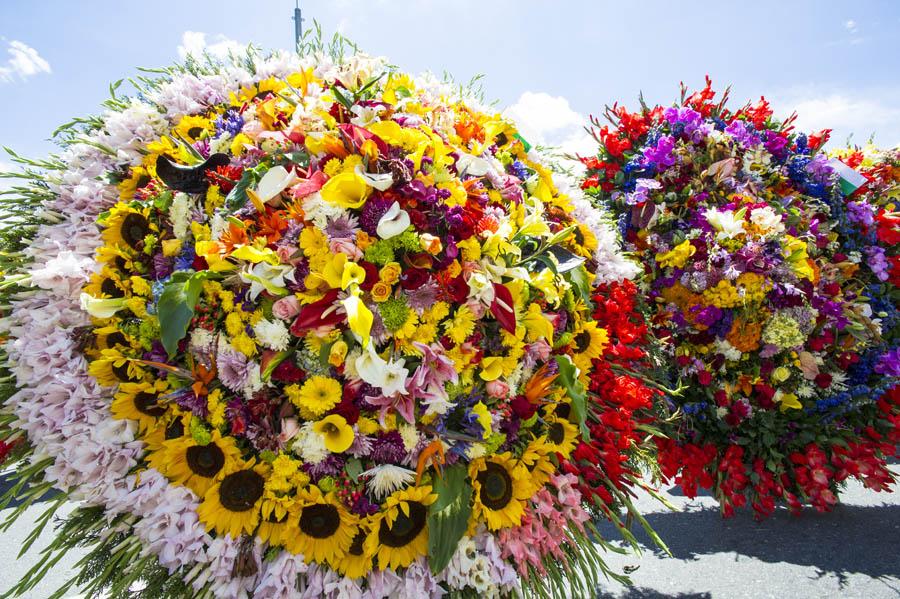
0;39;660;598
581;79;900;518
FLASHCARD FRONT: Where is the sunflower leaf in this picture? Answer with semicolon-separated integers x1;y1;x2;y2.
554;355;589;440
427;463;472;574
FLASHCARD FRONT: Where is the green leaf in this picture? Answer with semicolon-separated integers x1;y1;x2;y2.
566;265;594;309
427;463;472;574
225;168;254;210
157;271;208;357
345;458;363;482
555;355;589;440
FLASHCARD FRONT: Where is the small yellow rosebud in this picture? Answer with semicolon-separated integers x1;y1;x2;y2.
328;340;348;367
371;281;393;303
379;262;402;285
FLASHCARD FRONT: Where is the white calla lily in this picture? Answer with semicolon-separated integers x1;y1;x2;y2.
376;201;410;239
354;164;394;191
247;165;299;210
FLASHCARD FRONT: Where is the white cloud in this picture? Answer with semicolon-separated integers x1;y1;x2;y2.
0;40;51;84
772;86;900;148
844;19;858;33
503;91;594;160
177;31;247;60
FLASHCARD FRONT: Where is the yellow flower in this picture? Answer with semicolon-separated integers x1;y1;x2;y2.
371;281;393;303
288;487;357;569
198;463;268;539
522;302;553;343
290;376;342;417
777;392;803;412
655;240;696;269
379;262;402;284
329;340;349;367
479;357;505;381
471;401;492;439
469;453;532;531
365;485;437;570
225;312;244;336
321;172;371;209
419;233;443;255
231;333;257;357
445;304;476;344
161;238;182;257
314;414;355;453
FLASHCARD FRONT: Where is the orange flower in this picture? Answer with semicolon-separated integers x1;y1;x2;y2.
726;318;763;353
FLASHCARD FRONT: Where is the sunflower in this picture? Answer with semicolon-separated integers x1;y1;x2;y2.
258;495;298;548
101;203;156;251
111;379;170;432
539;414;579;459
469;453;532;531
231;77;287;106
95;244;140;275
518;439;555;494
90;324;134;352
286;486;357;568
365;485;437;570
570;321;609;371
88;348;145;386
173;114;214;143
84;268;129;299
335;517;376;579
197;461;268;538
143;409;190;454
161;430;244;498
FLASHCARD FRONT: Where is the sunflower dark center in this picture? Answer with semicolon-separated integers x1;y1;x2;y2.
378;501;426;548
299;503;340;539
187;127;204;139
114;256;129;272
266;510;289;524
478;462;513;511
554;402;571;419
100;278;124;298
186;443;225;478
547;422;566;445
348;530;366;556
134;391;166;417
104;332;127;348
219;470;264;512
574;331;593;353
121;213;150;249
165;418;185;440
112;361;139;382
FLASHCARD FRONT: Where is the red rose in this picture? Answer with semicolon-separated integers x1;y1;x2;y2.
814;373;833;389
697;370;712;385
400;268;429;291
358;261;379;292
445;275;469;303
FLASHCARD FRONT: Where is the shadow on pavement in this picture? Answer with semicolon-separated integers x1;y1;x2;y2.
596;588;712;599
0;472;59;508
596;503;900;585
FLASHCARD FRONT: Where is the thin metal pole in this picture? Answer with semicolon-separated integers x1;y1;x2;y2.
293;1;303;47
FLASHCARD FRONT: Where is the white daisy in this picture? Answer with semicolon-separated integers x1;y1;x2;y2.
361;464;416;499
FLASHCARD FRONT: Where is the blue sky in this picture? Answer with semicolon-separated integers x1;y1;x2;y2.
1;0;898;179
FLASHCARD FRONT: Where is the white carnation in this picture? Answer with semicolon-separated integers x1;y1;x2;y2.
252;318;290;351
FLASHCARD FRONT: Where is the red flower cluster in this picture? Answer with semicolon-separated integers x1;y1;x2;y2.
655;386;900;519
560;280;658;510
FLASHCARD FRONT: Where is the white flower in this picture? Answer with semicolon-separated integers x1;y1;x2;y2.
355;164;394;191
241;363;264;400
376;201;410;239
169;192;192;240
749;206;784;235
714;339;743;362
248;165;298;207
252;318;290;351
361;464;416;499
79;293;127;318
456;152;491;177
704;208;745;240
292;421;328;464
239;262;296;299
301;191;346;230
354;345;409;396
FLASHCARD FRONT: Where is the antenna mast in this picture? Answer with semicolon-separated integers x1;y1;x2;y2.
293;1;303;47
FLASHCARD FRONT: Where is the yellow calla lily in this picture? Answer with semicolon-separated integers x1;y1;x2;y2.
313;414;355;453
479;356;505;381
471;401;492;439
522;303;554;343
341;261;367;290
229;245;281;265
194;241;236;272
342;291;373;347
320;171;371;209
777;392;803;412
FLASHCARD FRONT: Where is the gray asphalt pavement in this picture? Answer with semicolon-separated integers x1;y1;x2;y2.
0;468;897;598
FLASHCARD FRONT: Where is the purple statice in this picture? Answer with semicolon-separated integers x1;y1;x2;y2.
724;120;760;148
847;201;876;227
691;305;723;328
359;196;394;235
625;178;662;205
865;246;891;281
641;135;677;170
325;213;360;240
874;347;900;377
368;431;406;464
214;109;244;137
217;346;252;392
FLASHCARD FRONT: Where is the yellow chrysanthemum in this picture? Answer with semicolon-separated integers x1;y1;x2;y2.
288;376;342;418
444;304;476;344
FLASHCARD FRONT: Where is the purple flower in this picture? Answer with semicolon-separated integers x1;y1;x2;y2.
725;120;760;148
359;196;393;235
625;178;662;205
217;346;251;391
875;347;900;377
865;246;890;281
369;431;407;463
642;135;677;170
847;201;875;227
